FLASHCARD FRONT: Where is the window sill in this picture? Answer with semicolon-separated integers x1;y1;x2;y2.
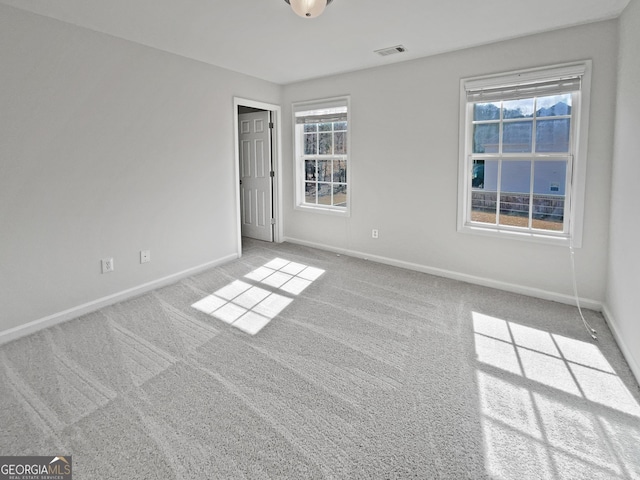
294;204;350;217
458;223;579;247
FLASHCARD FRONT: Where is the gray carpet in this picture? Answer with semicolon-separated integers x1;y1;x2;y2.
1;239;639;479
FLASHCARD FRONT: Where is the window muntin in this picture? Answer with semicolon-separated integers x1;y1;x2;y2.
293;98;350;214
460;63;589;243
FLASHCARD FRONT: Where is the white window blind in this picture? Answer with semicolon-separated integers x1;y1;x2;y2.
465;64;585;102
294;106;348;124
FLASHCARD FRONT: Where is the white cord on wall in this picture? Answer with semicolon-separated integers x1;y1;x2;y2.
569;242;597;340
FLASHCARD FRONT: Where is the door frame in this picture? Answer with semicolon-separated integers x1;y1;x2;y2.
233;97;283;256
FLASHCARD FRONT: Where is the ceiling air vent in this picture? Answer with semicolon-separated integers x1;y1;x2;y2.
374;45;407;57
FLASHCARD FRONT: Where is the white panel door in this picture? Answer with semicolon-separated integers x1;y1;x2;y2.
239;111;273;241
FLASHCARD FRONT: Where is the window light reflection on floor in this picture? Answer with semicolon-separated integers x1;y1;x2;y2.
473;311;640;480
191;258;325;335
472;311;640;417
477;370;628;479
245;258;324;295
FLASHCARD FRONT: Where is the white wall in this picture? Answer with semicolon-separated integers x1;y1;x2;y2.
605;0;640;382
282;20;618;305
0;5;281;334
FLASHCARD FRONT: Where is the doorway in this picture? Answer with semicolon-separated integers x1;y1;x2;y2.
233;98;282;255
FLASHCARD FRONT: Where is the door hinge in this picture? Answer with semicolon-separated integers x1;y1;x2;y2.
270;218;276;225
269;122;274;129
270;171;275;177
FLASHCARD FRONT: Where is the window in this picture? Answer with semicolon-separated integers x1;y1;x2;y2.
293;97;350;215
458;62;591;246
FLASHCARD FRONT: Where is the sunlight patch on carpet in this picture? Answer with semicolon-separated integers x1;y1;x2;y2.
473;311;640;480
191;258;324;335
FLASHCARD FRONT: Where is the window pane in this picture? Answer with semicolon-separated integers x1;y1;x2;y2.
536;118;570;152
317;160;331;181
503;121;533;153
317;183;332;205
532;160;566;231
319;132;332;154
319;122;332;132
334;121;347;131
504;99;534;119
305;159;316;180
534;160;566;195
304;133;317;155
334;131;346;154
304;182;316;204
472;160;485;189
536;94;572;117
473;123;499;154
333;160;347;182
500;160;531;228
474;102;500;121
304;123;317;133
471;159;498;224
333;184;347;207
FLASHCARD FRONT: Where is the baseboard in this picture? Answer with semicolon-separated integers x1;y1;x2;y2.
601;304;640;385
283;236;602;311
0;253;238;346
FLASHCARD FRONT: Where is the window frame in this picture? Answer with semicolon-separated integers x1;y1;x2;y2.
457;61;592;247
292;96;351;217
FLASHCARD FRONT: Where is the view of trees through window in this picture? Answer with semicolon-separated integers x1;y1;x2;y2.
302;120;348;207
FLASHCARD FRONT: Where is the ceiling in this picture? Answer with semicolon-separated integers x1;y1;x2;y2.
0;0;630;85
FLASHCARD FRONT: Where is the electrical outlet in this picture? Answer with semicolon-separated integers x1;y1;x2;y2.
372;229;379;239
101;257;114;273
140;250;151;264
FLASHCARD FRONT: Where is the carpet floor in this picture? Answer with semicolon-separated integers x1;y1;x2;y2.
1;239;639;479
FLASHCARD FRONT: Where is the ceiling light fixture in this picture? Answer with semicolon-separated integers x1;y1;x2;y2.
284;0;334;18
